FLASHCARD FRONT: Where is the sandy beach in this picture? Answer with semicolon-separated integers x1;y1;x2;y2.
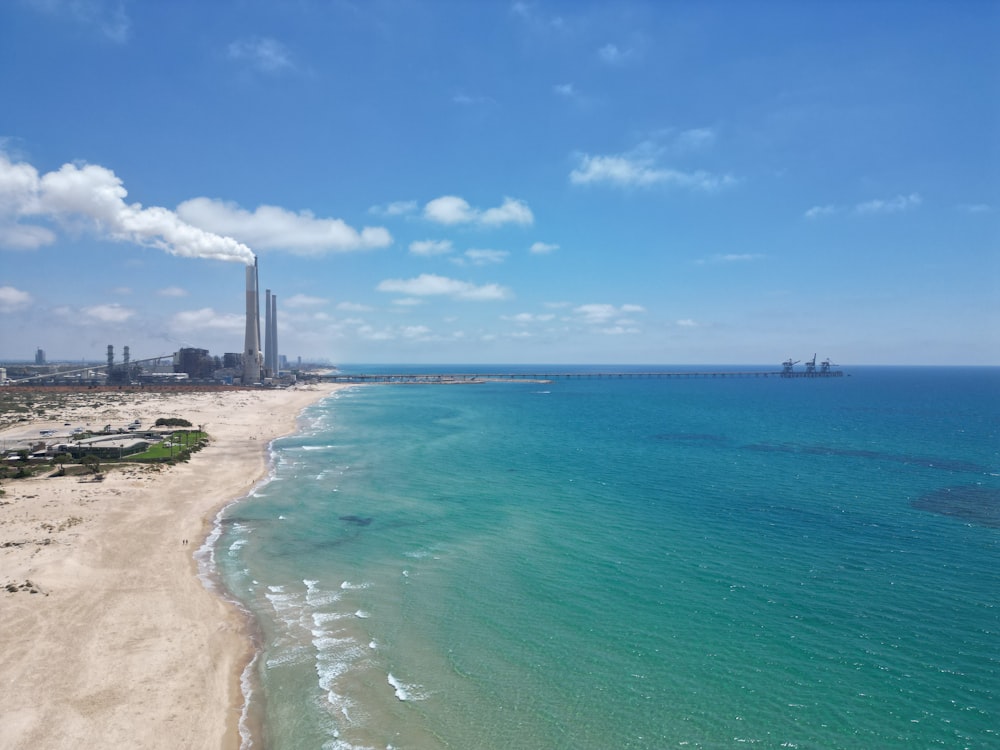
0;383;342;749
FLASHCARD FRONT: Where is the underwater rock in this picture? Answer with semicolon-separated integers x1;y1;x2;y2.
911;486;1000;528
339;515;373;526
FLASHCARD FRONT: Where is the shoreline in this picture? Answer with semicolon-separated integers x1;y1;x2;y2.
0;383;344;749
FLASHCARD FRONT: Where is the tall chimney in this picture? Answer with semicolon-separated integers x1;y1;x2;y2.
242;260;261;385
270;293;278;375
264;289;273;378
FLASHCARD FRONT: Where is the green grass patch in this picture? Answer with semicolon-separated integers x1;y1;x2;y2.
127;431;208;461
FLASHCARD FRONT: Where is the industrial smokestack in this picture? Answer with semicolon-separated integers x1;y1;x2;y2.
270;293;278;375
264;289;273;378
242;259;262;385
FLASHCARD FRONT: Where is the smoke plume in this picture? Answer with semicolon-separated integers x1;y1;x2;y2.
0;152;254;264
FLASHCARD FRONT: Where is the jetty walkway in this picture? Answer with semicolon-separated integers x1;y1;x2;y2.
320;370;844;384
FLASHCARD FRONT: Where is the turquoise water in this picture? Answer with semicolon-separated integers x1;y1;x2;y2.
214;367;999;749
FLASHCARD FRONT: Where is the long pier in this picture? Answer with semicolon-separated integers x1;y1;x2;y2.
320;370;844;384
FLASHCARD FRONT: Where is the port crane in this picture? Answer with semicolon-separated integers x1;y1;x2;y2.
782;358;800;374
805;354;817;374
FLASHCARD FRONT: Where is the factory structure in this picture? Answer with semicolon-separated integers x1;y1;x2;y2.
241;257;283;385
4;257;293;387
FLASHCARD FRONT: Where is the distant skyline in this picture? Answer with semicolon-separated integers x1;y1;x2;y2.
1;0;997;365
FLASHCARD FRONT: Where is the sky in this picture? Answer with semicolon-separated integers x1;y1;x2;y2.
1;0;997;366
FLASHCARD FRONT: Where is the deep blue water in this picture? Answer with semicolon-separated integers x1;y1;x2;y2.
214;366;999;749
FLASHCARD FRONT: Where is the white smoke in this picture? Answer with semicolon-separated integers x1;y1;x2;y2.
176;197;392;256
0;152;255;264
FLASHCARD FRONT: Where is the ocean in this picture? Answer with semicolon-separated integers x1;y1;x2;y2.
210;366;999;749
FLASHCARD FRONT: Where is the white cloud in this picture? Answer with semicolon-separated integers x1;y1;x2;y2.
0;152;255;263
170;307;245;333
285;294;328;308
369;200;418;217
177;198;392;256
377;273;511;301
673;128;716;152
554;83;576;97
676;318;699;327
511;2;567;32
228;37;294;73
0;285;33;312
530;241;559;254
423;195;533;227
958;203;993;214
481;198;533;226
424;196;476;225
25;0;131;43
855;193;922;215
409;239;453;256
806;194;923;219
401;325;432;339
502;312;556;324
804;204;838;219
336;301;372;312
157;286;187;297
464;248;509;265
570;152;735;191
453;93;496;106
599;325;639;335
574;303;645;324
598;43;632;64
697;253;764;265
82;303;134;323
0;223;56;249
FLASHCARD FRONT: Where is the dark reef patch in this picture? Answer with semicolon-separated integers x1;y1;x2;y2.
339;515;374;526
743;442;990;475
652;433;728;443
911;486;1000;528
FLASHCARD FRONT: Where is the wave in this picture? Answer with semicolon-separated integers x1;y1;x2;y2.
387;673;428;702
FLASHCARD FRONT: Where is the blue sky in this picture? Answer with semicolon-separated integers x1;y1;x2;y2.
1;0;996;365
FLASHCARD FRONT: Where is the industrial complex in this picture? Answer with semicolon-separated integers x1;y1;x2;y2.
1;258;298;388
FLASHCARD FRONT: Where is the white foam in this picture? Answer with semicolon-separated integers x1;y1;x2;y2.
265;644;311;669
387;673;428;702
305;581;342;608
237;650;259;750
340;581;372;590
353;610;370;619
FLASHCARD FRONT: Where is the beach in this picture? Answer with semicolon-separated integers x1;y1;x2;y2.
0;383;341;749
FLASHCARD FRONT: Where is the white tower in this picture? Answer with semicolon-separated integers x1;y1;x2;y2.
242;260;262;385
264;289;273;378
270;293;278;375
